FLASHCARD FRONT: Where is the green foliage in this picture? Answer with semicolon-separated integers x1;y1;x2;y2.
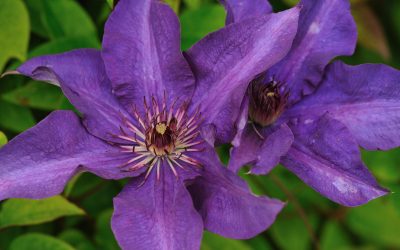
201;232;252;250
2;81;69;111
9;233;75;250
0;100;35;132
0;131;7;146
347;199;400;248
0;196;85;229
0;0;29;71
95;209;119;250
180;4;226;50
24;0;97;40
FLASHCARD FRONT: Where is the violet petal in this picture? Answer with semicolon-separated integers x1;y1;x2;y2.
102;0;195;109
112;169;203;250
268;0;357;104
17;49;128;142
185;7;300;144
189;147;284;239
282;114;388;206
0;111;134;201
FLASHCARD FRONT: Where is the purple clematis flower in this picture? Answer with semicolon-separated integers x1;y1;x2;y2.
223;0;399;206
0;0;301;249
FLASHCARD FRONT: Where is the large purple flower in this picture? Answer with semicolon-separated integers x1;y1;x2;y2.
0;0;300;249
224;0;399;206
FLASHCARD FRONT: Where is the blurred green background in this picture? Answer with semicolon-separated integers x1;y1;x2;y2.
0;0;399;249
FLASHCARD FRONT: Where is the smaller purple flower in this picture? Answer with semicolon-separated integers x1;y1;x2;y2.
222;0;399;206
0;0;301;249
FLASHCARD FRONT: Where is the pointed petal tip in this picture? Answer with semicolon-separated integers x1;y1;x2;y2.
1;70;20;78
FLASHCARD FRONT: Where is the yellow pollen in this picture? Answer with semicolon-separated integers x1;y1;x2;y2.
267;92;276;97
155;123;167;135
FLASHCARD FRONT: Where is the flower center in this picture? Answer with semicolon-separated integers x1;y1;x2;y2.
248;77;288;127
112;95;203;182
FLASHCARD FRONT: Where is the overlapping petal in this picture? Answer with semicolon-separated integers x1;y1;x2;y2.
188;147;284;239
220;0;272;24
0;111;134;201
17;49;128;141
281;114;388;206
102;0;195;109
268;0;357;103
185;7;300;144
229;123;293;174
112;169;203;250
284;61;400;150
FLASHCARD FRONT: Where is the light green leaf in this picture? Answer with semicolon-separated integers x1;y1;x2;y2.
0;131;7;147
0;0;29;71
165;0;180;13
201;231;251;250
362;148;400;183
0;196;85;229
320;221;351;250
9;233;75;250
347;198;400;247
0;100;35;132
59;229;96;250
106;0;114;8
182;0;202;9
180;4;226;50
95;209;120;250
270;212;319;250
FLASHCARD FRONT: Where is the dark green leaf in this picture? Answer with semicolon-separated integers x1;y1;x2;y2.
29;36;101;58
0;196;85;229
2;81;67;111
25;0;97;40
0;100;35;132
95;209;119;250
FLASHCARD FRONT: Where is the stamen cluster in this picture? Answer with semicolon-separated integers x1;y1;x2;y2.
248;77;288;127
112;95;203;182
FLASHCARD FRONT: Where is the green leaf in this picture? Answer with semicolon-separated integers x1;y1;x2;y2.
270;212;319;250
9;233;75;250
29;36;101;58
320;221;351;250
59;229;96;250
106;0;114;8
362;149;400;183
201;231;251;250
24;0;97;40
2;81;67;111
180;4;226;50
0;196;85;229
346;198;400;247
0;0;29;71
0;100;35;132
95;209;120;250
0;131;7;147
165;0;180;13
182;0;202;9
352;3;390;60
